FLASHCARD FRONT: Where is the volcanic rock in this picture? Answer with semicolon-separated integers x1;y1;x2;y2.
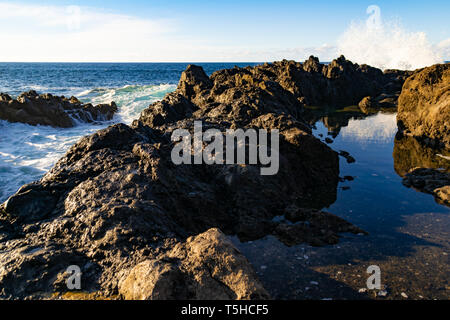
0;61;367;299
0;90;117;128
119;228;269;300
397;64;450;149
402;168;450;206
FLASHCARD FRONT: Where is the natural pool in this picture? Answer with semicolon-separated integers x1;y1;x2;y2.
232;109;450;300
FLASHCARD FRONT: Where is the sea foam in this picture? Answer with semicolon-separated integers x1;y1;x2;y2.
0;83;175;202
337;5;443;70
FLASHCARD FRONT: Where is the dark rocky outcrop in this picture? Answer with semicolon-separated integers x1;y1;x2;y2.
357;69;414;115
397;63;450;149
244;55;408;109
0;90;117;128
0;61;367;300
118;228;269;300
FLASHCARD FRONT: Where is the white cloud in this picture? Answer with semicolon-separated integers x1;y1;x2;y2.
0;2;447;63
436;38;450;61
0;2;178;62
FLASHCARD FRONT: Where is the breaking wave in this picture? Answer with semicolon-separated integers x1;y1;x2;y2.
0;83;175;202
337;5;443;70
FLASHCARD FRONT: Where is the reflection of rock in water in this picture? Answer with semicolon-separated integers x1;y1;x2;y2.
302;105;368;138
0;63;366;299
394;135;450;206
393;135;450;177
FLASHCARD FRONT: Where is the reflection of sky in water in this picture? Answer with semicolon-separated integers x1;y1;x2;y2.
313;112;449;233
338;113;398;144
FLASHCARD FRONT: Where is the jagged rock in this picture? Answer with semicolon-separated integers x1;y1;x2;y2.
119;228;269;300
0;90;117;128
248;56;404;108
402;168;450;206
397;64;450;149
0;61;367;299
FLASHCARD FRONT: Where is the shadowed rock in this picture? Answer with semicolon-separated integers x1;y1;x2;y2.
0;90;117;128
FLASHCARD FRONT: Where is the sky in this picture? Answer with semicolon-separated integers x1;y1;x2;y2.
0;0;449;63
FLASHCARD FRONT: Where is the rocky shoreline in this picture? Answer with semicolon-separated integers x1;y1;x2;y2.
0;90;117;127
0;56;448;300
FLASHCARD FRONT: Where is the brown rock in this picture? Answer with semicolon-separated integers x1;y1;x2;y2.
402;168;450;206
119;228;269;300
397;64;450;148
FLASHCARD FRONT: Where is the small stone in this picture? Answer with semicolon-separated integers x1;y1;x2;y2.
310;281;319;285
401;292;408;298
358;288;367;293
378;290;388;297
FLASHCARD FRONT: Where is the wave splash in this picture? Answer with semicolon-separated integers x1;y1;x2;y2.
0;83;176;202
337;5;443;70
77;84;176;124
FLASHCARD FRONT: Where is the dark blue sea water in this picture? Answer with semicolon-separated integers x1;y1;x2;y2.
0;62;259;97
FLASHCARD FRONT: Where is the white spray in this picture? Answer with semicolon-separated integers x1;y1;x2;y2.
337;5;443;70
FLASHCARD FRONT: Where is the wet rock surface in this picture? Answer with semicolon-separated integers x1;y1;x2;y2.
0;90;117;128
0;60;370;299
397;63;450;149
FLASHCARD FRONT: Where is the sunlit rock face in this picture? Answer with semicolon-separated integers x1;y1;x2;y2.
397;63;450;149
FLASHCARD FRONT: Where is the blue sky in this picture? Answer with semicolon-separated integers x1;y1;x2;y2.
0;1;448;65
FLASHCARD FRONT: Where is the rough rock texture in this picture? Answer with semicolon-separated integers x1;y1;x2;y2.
0;60;366;299
357;69;414;115
0;90;117;128
235;55;409;109
119;228;269;300
397;64;450;148
402;168;450;206
393;135;450;177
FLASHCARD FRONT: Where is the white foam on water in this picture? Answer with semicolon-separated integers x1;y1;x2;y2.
0;83;175;202
77;84;176;124
337;5;443;70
